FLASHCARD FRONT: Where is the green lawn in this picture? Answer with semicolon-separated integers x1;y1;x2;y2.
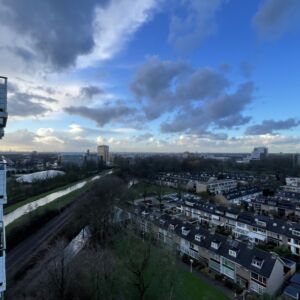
113;234;229;300
174;269;229;300
127;182;177;201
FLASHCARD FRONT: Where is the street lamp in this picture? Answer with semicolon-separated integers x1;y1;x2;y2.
142;228;145;242
190;258;194;273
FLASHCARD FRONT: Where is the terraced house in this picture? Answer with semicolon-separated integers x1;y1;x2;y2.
172;196;300;256
134;211;295;296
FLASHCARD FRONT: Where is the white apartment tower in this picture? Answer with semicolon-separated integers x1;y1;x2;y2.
97;145;109;165
0;76;8;299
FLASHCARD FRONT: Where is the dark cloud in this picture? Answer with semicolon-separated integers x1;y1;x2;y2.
12;46;36;61
80;86;104;99
131;57;190;99
217;115;252;129
9;92;52;116
176;68;229;100
161;82;254;133
246;118;300;135
253;0;300;39
168;0;224;54
64;103;136;127
131;57;230;120
0;0;108;69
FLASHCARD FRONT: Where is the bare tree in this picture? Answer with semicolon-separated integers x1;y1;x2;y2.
126;241;152;300
44;239;72;300
74;175;126;246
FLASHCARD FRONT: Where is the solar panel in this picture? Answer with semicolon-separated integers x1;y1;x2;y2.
291;273;300;285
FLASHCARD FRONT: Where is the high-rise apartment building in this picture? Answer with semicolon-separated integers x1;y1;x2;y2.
0;77;8;139
97;145;109;165
293;153;300;168
250;147;268;160
0;76;8;299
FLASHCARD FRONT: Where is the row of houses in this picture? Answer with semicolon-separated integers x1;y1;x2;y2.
154;173;238;195
216;187;262;205
133;210;296;296
281;177;300;194
169;196;300;256
251;196;300;220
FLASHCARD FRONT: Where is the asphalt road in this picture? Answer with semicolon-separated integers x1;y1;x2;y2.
6;203;75;282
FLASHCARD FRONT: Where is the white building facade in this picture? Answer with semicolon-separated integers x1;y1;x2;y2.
97;145;109;165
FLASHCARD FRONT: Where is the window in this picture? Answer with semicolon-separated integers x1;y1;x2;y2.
223;258;235;270
182;227;190;236
251;272;266;285
251;257;264;269
292;230;300;237
229;249;237;257
211;241;220;250
195;234;202;242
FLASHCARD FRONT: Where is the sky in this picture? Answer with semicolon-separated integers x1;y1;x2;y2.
0;0;300;153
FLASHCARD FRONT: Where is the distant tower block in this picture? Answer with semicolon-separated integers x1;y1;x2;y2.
97;145;109;165
0;76;8;139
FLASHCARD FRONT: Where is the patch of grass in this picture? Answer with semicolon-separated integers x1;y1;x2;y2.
174;269;229;300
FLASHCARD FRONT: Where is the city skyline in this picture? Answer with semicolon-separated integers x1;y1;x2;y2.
0;0;300;153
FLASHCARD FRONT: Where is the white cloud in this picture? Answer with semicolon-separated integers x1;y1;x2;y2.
77;0;160;67
96;136;106;145
36;128;54;136
69;124;84;134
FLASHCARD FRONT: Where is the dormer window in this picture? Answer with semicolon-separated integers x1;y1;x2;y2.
229;249;238;258
195;234;204;242
169;224;175;231
211;241;220;250
182;227;190;236
292;230;300;237
252;257;264;268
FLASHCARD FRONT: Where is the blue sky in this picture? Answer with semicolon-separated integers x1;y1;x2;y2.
0;0;300;153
